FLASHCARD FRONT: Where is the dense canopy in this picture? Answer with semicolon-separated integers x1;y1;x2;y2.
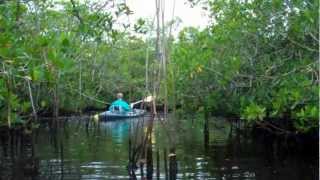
0;0;318;133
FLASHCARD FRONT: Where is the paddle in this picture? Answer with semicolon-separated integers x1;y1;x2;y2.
130;95;155;108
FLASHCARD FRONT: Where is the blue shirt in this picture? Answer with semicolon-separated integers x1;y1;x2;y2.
109;99;131;112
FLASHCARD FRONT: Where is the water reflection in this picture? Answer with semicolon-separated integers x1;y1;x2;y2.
0;116;317;179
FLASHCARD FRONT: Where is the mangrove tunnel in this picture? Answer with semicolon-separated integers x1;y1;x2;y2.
0;0;318;179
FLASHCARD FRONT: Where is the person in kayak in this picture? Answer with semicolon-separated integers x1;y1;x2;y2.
109;92;131;113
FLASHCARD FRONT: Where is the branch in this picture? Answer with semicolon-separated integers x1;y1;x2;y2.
70;0;84;25
308;32;319;43
287;37;318;53
65;85;109;105
257;121;292;135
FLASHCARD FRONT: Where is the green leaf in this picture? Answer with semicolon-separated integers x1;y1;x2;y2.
61;38;70;47
31;66;44;81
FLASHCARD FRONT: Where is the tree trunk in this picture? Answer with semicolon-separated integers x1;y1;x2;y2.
27;79;37;121
53;83;59;118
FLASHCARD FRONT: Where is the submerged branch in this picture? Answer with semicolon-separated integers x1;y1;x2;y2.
257;121;293;135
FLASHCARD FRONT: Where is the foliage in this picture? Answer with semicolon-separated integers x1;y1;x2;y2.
0;0;318;134
169;0;319;132
293;105;319;132
241;103;266;123
0;0;151;126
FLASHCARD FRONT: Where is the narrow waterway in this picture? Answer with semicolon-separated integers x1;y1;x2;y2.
0;115;318;179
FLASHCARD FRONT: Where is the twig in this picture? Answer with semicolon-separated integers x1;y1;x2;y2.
287;37;318;52
257;121;292;135
64;85;109;105
70;0;84;25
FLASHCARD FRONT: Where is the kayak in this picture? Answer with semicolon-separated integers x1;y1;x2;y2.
98;109;145;121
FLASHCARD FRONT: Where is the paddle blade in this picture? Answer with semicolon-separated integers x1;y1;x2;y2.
143;95;155;102
93;114;99;123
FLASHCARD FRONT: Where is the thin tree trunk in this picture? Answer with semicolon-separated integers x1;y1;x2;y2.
27;79;37;120
164;148;168;180
53;83;59;118
7;82;11;128
161;0;168;116
156;147;160;179
146;131;153;179
155;0;160;60
204;107;209;150
169;148;177;180
79;58;82;113
153;0;161;116
145;46;149;92
4;64;11;128
172;71;176;114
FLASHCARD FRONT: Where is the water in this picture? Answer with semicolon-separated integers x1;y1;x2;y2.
0;115;318;179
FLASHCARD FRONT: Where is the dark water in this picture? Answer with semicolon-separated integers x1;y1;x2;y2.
0;115;318;179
